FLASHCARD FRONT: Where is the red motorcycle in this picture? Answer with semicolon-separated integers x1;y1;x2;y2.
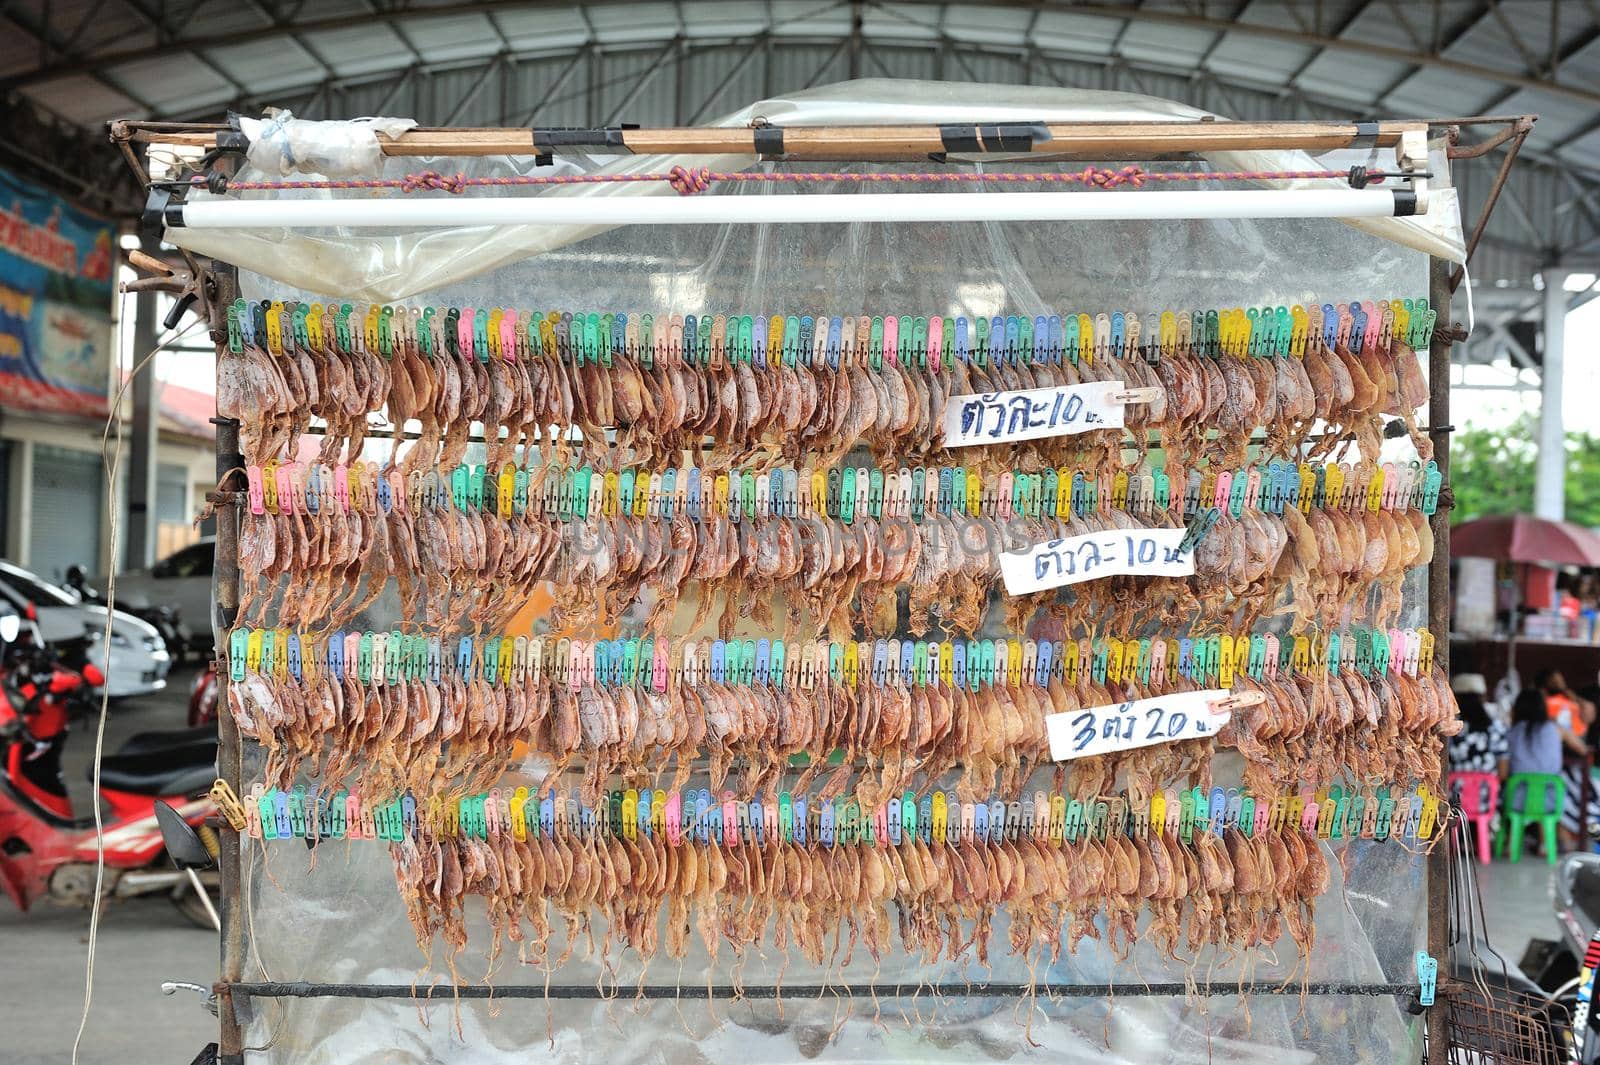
188;661;217;728
0;607;220;927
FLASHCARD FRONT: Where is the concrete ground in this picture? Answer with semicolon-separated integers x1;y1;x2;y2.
0;666;1579;1062
2;666;218;1065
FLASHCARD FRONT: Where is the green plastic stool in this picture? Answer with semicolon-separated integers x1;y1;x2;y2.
1495;772;1564;864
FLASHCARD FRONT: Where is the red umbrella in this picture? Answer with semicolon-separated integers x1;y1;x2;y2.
1452;513;1600;567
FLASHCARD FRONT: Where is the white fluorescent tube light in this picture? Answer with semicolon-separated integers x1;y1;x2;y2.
172;188;1411;230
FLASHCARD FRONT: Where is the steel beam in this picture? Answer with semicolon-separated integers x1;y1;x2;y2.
125;237;160;569
604;38;680;125
10;0;1600;109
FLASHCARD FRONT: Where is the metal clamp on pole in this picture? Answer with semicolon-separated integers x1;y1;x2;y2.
531;125;640;153
141;187;186;239
937;122;1052;153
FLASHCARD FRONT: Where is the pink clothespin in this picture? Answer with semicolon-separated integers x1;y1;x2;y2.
722;792;739;845
666;791;682;845
883;315;899;366
246;466;266;515
500;310;517;361
458;307;475;359
1361;300;1381;352
275;464;295;515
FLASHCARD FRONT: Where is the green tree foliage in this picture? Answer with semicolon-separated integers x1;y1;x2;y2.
1451;414;1600;526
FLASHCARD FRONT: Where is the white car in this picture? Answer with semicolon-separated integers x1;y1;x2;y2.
0;560;171;698
103;538;215;651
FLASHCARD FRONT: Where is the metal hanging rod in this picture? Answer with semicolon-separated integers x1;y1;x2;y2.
229;979;1424;1003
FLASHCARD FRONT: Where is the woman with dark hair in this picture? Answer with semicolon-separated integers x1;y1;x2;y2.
1447;674;1506;774
1505;686;1586;853
1505;687;1580;780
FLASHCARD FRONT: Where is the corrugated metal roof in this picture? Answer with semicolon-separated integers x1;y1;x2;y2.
0;0;1593;313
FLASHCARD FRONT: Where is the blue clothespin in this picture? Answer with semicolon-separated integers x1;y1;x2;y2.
1416;951;1437;1006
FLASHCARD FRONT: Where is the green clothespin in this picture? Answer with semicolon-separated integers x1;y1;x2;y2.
229;628;248;682
599;313;614;367
577;465;593;520
386;629;403;684
1203;635;1221;683
1421;460;1443;515
292;304;310;352
473;309;490;362
1228;469;1247;517
451;465;468;511
583;313;600;365
419;307;435;357
227;299;244;352
783;315;800;367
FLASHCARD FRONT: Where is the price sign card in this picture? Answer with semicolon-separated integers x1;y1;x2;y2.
1046;689;1233;762
942;380;1127;447
999;527;1193;596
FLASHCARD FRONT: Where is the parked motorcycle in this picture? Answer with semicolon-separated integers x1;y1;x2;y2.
0;609;220;927
63;563;193;667
188;662;217;729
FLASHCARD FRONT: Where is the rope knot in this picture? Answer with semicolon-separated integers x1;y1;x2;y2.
667;165;714;195
401;170;468;194
1079;166;1145;189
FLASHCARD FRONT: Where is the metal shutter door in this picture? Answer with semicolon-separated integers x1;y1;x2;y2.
157;463;188;525
29;444;102;583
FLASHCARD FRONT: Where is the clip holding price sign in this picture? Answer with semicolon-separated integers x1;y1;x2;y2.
999;526;1194;596
942;380;1149;448
1045;688;1262;762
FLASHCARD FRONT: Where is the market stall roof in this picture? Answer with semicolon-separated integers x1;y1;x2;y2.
1453;513;1600;567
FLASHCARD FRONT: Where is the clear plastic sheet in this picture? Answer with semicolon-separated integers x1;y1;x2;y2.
235;825;1425;1063
177;79;1462;303
223;98;1442;1062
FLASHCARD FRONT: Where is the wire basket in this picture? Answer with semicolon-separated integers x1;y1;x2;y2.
1442;808;1574;1064
1442;979;1570;1064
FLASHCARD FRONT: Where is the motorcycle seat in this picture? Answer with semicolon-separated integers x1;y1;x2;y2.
116;726;217;758
94;753;216;797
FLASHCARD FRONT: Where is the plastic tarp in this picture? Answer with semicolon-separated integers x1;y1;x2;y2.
225;165;1436;1059
174;79;1463;303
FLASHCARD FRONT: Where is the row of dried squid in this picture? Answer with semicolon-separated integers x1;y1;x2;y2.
230;642;1457;811
390;818;1330;985
238;474;1433;637
221;326;1427;476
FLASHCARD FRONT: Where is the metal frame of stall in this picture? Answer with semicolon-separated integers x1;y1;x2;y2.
111;113;1533;1065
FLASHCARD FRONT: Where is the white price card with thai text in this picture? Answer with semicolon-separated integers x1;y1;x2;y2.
1046;689;1234;762
941;380;1127;448
998;527;1193;596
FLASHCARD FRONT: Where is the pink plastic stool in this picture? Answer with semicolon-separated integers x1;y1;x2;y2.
1449;771;1501;865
